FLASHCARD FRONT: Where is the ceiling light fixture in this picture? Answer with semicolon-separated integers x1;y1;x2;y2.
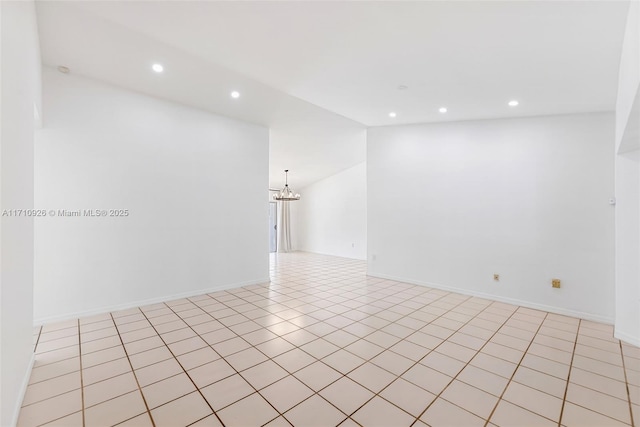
389;112;397;118
273;170;301;201
57;65;70;74
508;100;519;107
439;107;447;113
152;63;164;73
397;85;408;90
231;91;240;99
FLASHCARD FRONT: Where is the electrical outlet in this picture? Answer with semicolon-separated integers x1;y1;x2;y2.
493;274;500;281
552;279;561;288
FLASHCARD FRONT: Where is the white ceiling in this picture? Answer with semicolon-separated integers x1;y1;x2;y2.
36;1;628;187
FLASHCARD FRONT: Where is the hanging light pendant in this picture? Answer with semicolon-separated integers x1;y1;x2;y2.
273;169;301;201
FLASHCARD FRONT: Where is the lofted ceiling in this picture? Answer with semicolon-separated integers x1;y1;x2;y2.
36;1;629;188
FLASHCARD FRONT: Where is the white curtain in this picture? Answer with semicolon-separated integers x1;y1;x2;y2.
277;201;293;252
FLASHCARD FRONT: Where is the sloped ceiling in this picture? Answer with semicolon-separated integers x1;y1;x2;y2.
36;1;628;187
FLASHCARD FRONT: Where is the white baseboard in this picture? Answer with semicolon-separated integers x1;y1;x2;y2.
296;249;367;261
614;329;640;347
11;353;35;427
367;271;614;325
33;277;270;326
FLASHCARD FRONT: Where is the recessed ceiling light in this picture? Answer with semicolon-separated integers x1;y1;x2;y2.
152;63;164;73
397;85;408;91
439;107;447;113
508;100;519;107
389;112;397;118
57;65;70;74
231;91;240;99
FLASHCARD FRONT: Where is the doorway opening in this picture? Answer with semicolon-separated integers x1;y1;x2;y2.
269;202;277;253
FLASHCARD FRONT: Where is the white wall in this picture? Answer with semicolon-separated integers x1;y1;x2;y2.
615;151;639;345
616;1;639;150
368;113;615;322
297;162;367;260
614;0;640;346
34;68;269;323
0;1;40;425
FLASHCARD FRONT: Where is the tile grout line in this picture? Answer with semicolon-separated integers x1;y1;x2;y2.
178;282;347;426
409;306;544;427
36;303;507;425
22;260;418;423
35;282;512;422
86;295;504;392
276;287;470;425
109;312;157;427
482;312;550;427
259;270;462;424
556;324;635;425
137;306;228;427
243;267;555;425
155;302;286;424
620;342;636;427
558;345;631;371
21;310;576;423
30;334;152;385
555;318;580;427
25;256;637;427
159;292;357;425
198;260;572;424
25;327;86;426
77;319;86;427
216;274;470;421
337;293;489;425
33;326;43;353
180;301;345;425
158;270;458;425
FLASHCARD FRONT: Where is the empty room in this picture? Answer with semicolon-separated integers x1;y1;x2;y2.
1;1;639;426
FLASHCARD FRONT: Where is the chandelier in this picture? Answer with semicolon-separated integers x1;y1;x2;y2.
273;169;301;201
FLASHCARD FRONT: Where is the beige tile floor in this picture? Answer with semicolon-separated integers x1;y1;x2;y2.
19;252;640;427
